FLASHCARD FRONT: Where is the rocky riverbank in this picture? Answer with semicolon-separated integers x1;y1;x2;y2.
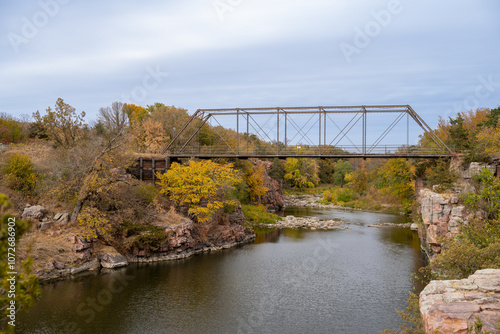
420;269;500;333
284;194;361;210
254;215;349;230
20;204;256;281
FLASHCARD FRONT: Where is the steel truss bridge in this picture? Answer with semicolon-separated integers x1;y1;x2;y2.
163;105;452;160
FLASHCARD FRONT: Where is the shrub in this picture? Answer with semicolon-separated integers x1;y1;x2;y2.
136;183;160;205
337;189;354;203
77;206;112;239
242;204;282;225
131;227;167;251
1;153;38;195
424;159;458;192
0;117;23;143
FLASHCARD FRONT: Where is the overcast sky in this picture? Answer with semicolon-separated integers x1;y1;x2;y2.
1;0;499;137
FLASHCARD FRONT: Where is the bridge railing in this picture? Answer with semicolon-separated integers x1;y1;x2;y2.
166;145;450;157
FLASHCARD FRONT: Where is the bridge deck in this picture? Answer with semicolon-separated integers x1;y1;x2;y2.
167;154;450;159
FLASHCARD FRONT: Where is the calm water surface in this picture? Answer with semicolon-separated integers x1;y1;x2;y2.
18;208;425;334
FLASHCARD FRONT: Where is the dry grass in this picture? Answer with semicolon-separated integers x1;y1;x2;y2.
153;207;191;227
18;224;84;273
0;140;54;170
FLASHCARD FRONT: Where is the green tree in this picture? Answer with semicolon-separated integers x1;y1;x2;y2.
424;159;458;192
333;160;352;187
448;114;469;151
32;98;86;147
156;160;240;223
463;168;500;220
318;159;336;184
376;159;415;211
0;194;40;332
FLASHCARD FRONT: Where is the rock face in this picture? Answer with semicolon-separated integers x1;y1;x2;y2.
254;160;284;211
420;269;500;334
99;246;128;268
127;205;255;262
22;205;47;221
418;189;468;255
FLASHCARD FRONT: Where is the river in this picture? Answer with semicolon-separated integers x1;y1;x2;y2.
18;207;425;334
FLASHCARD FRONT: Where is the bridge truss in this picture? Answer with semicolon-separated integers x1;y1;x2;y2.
163;105;451;159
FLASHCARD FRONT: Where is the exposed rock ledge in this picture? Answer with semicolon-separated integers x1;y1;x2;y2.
255;215;349;230
420;269;500;334
126;234;255;263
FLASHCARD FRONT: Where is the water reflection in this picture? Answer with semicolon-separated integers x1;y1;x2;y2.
18;208;425;334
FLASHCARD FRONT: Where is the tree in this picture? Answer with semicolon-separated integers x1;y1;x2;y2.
243;162;268;203
70;114;129;223
156;160;240;223
32;98;86;147
284;158;319;189
132;118;168;153
448;114;469;151
345;162;368;192
424;159;458;192
0;194;40;332
123;104;149;125
479;106;500;128
462;168;500;220
476;121;500;159
0;115;22;143
376;159;415;208
333;160;352;187
98;101;128;135
318;159;336;184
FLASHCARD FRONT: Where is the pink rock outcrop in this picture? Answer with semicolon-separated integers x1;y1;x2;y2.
420;269;500;334
418;189;467;255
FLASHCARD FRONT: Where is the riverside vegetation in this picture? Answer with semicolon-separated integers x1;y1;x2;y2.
1;100;499;332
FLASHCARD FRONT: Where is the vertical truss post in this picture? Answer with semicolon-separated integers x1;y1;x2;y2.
323;108;326;155
407;112;409;154
277;108;280;154
236;108;239;155
362;106;367;155
284;111;287;155
246;113;249;154
318;107;322;155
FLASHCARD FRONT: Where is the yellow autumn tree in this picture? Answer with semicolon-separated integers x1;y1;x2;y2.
245;162;268;203
123;104;149;125
476;124;500;159
345;161;368;192
156;160;240;223
132;118;168;153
